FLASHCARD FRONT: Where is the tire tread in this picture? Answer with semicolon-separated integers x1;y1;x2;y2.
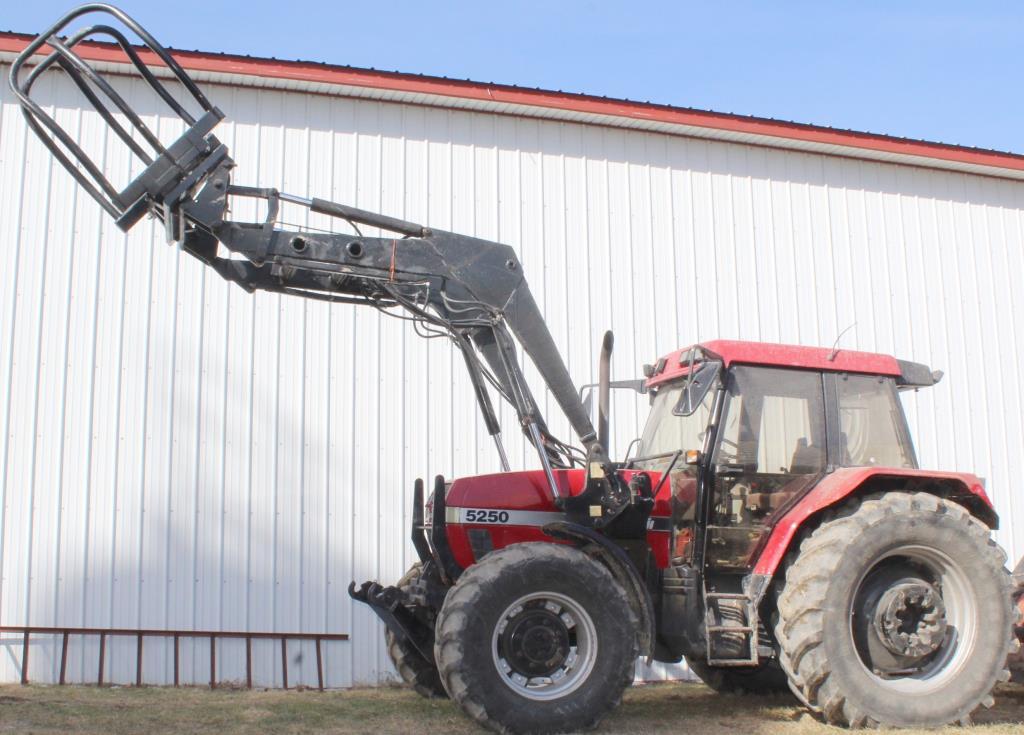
773;492;1014;728
434;542;637;734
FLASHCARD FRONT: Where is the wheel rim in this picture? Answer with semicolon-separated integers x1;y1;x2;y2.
849;544;977;694
491;591;598;701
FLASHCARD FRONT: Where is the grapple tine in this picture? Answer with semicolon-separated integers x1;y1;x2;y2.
9;4;223;227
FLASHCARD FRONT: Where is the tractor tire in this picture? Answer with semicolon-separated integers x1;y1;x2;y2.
774;491;1015;728
434;542;638;734
685;656;791;695
384;563;448;699
1009;558;1024;683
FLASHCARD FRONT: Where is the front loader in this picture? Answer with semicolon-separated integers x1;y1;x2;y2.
10;6;1021;733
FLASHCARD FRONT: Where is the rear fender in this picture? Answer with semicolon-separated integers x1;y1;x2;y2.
752;467;996;578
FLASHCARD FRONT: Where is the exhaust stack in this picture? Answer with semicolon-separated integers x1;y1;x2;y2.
598;331;613;456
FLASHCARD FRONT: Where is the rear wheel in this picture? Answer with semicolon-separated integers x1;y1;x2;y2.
685;656;790;695
775;492;1015;727
384;563;447;699
434;542;638;734
1010;559;1024;682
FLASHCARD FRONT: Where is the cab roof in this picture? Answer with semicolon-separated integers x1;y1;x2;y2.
645;340;941;390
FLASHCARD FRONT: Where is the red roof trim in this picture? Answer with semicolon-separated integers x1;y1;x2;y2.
646;340;901;388
3;32;1024;175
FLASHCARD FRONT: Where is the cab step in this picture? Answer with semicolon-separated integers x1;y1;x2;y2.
704;590;759;666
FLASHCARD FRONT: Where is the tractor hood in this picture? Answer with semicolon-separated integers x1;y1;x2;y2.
441;468;675;569
446;469;589;512
445;468;673;517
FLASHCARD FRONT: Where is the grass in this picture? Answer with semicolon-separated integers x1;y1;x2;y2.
0;681;1022;734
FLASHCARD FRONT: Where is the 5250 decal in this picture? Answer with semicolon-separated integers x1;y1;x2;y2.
463;509;511;524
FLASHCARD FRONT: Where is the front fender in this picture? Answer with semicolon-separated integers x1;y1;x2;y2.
752;467;995;577
543;521;656;657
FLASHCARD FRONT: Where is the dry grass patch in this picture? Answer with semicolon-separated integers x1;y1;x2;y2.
0;681;1022;734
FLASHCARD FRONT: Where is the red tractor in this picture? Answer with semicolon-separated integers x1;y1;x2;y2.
364;340;1018;732
11;6;1020;733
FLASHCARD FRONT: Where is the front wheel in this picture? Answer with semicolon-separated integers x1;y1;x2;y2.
434;542;638;734
775;492;1015;727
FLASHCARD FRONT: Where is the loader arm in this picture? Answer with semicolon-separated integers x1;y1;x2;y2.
9;3;605;490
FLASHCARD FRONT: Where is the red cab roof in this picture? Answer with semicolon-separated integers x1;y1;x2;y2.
646;340;902;389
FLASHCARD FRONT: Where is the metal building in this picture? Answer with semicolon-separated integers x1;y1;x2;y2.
1;34;1023;688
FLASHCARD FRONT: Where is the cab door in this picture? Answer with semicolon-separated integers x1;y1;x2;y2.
705;366;827;571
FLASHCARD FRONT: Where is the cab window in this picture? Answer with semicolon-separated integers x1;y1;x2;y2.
836;374;916;468
633;364;720;565
714;366;826;476
635;363;719;464
707;366;826;570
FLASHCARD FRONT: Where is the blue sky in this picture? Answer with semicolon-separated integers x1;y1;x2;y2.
7;1;1023;153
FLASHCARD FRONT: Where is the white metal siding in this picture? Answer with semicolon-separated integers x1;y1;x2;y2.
1;65;1022;687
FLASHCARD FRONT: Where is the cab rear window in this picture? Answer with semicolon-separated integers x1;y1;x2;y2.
837;374;916;468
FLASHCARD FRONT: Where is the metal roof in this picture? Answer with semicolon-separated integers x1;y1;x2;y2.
2;31;1024;180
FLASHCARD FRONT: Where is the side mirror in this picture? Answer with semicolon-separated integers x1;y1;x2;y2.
579;379;647;404
674;362;717;416
610;378;647;394
581;380;647;438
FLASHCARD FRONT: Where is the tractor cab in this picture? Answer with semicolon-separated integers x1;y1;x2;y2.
632;340;933;574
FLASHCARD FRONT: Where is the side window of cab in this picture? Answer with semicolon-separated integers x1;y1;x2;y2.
835;374;917;468
707;366;826;570
714;366;826;479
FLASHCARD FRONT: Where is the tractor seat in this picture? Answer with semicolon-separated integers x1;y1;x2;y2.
789;437;825;475
745;438;825;515
746;491;790;513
